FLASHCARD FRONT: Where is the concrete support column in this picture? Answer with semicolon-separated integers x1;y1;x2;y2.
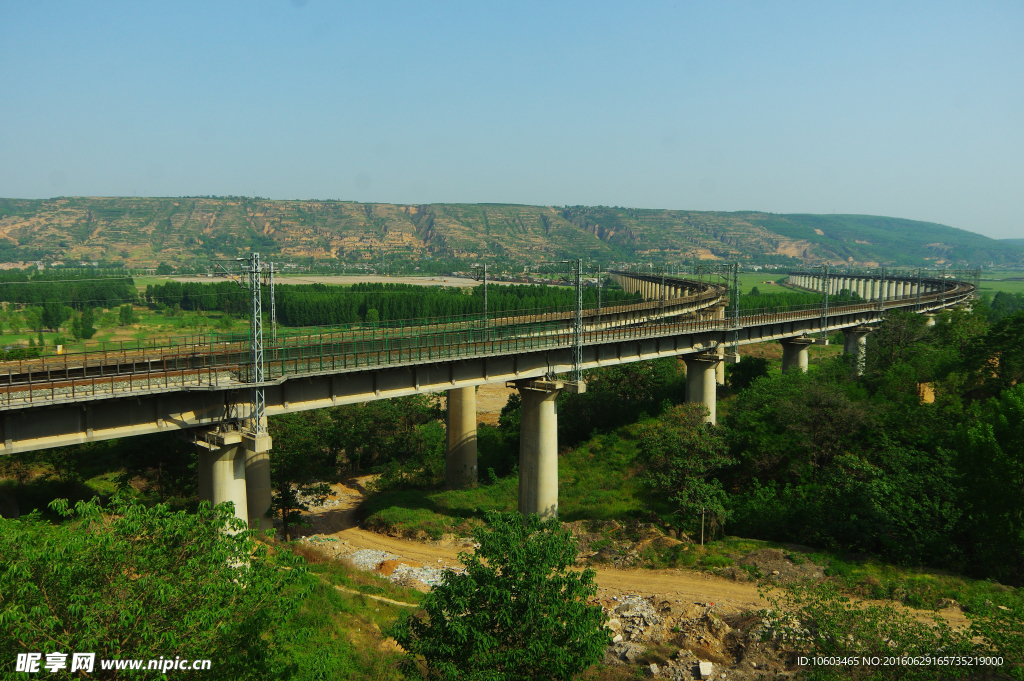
781;338;813;373
716;346;726;386
684;355;720;424
446;386;478;489
924;314;936;327
855;279;865;297
242;429;274;532
197;433;248;527
198;448;214;504
517;381;562;519
842;326;870;376
896;281;904;299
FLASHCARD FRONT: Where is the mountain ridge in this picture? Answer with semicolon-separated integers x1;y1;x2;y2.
0;197;1018;269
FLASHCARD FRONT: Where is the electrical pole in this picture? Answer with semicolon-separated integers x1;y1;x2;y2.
471;263;488;322
214;253;267;438
821;264;830;339
534;259;585;384
572;259;583;383
247;253;266;437
731;263;740;358
264;261;277;342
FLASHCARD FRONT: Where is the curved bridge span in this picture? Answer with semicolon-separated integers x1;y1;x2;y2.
0;270;974;526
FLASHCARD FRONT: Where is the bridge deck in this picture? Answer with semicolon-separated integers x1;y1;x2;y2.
0;281;972;410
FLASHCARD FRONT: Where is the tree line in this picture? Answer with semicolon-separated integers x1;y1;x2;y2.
0;271;137;309
738;287;862;313
144;281;640;326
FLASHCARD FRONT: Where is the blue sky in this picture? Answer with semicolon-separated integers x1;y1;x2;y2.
1;1;1021;239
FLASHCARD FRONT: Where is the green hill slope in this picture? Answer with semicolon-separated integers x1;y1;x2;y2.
0;197;1019;269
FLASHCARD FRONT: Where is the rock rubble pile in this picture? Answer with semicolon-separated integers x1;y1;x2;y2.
600;595;792;680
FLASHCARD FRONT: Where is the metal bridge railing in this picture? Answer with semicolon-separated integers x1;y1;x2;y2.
0;280;973;408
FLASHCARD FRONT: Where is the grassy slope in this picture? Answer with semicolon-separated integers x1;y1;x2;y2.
271;542;423;681
747;212;1022;267
362;427;650;538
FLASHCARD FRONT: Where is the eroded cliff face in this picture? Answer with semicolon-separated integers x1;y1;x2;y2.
0;197;1010;268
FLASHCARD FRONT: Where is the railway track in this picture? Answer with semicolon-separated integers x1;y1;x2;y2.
0;282;973;408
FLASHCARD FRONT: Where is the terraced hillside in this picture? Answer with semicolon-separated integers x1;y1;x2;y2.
0;197;1019;268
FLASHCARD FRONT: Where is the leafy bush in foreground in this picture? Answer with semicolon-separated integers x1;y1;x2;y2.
391;511;609;680
0;496;307;680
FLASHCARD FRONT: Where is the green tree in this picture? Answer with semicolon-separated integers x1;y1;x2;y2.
391;512;609;681
268;411;338;540
118;303;136;326
364;308;379;323
865;310;933;379
726;370;868;482
0;496;306;680
726;355;770;391
23;305;43;332
557;358;683;447
970;311;1024;396
639;403;734;537
79;306;96;339
41;299;68;331
955;384;1024;585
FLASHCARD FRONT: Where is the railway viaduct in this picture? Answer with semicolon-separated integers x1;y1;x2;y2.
0;270;973;528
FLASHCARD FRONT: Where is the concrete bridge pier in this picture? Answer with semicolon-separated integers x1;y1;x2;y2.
196;432;249;529
842;326;871;376
685;354;720;424
515;379;566;519
446;386;478;489
781;337;813;373
243;430;273;532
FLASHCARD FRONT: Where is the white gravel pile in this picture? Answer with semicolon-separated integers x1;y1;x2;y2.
341;548;464;587
390;564;461;587
345;548;401;570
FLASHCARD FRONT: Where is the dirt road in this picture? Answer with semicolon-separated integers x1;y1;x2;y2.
301;478;768;615
294;478;968;627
